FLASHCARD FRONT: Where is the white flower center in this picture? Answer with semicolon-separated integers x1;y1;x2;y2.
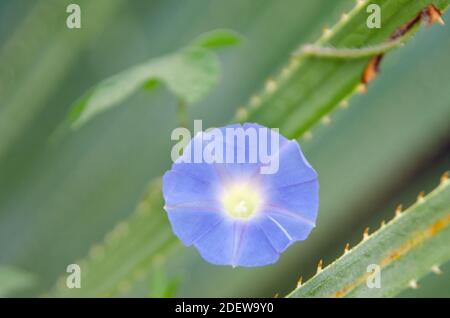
221;183;262;219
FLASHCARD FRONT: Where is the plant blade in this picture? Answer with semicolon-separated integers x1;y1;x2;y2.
288;175;450;297
240;0;449;138
49;179;178;297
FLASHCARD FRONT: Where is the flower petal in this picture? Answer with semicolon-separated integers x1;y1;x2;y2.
261;209;315;242
193;219;235;266
215;124;262;181
261;140;317;190
257;214;293;253
165;207;224;245
265;179;319;224
162;122;320;268
162;169;221;206
194;219;280;267
234;222;280;267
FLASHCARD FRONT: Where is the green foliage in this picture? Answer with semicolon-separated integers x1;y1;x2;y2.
288;177;450;297
0;266;36;297
1;0;449;298
50;30;241;296
193;29;243;49
240;0;450;138
66;30;240;129
149;264;181;298
51;0;450;297
0;0;125;159
50;180;177;297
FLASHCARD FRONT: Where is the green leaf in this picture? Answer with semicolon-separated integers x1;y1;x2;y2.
288;177;450;297
48;30;242;295
193;29;243;49
49;179;178;297
0;266;36;297
149;262;181;298
69;47;218;129
67;29;240;129
238;0;450;138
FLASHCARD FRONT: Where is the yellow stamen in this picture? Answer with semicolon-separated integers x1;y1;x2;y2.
222;183;262;219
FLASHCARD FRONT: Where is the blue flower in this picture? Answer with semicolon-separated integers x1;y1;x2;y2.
163;123;319;267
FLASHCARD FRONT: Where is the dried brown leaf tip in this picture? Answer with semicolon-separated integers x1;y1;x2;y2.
362;54;384;85
390;14;421;40
423;4;445;26
360;4;445;88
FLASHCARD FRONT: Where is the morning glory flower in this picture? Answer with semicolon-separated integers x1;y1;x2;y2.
163;123;318;267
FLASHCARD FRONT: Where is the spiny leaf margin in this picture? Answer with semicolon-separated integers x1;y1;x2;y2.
236;0;450;139
49;179;178;297
288;173;450;298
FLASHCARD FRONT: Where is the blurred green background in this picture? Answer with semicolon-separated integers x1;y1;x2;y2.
0;0;449;297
